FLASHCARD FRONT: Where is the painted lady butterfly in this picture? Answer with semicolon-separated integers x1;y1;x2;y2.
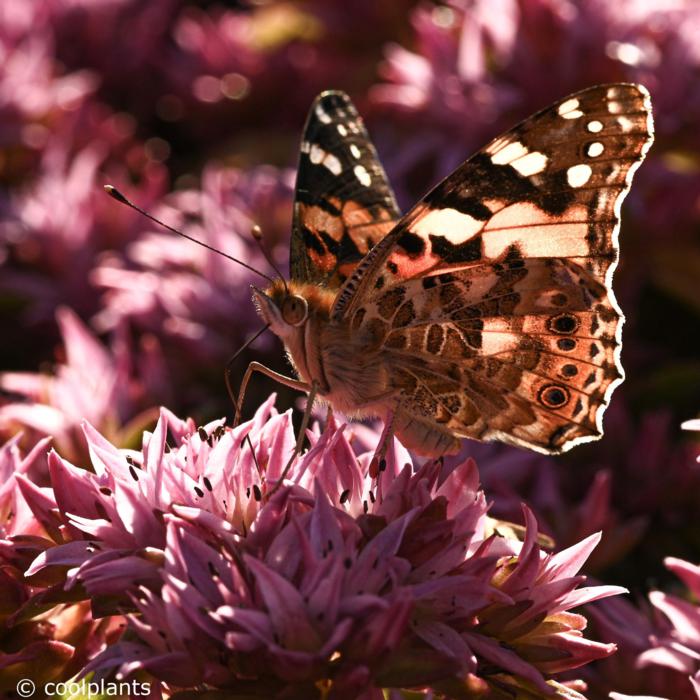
246;84;654;456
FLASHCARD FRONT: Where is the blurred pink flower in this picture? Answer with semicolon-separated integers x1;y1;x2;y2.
0;19;96;165
0;433;50;540
640;558;700;691
49;0;180;108
2;136;166;323
587;595;682;698
165;5;262;105
577;404;700;566
0;306;161;463
19;396;623;697
588;558;700;700
158;3;367;141
0;1;168;327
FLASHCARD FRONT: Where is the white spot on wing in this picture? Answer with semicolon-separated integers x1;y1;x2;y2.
558;98;579;115
567;164;592;187
309;144;325;163
337;124;347;136
324;154;342;175
483;202;589;259
310;144;342;175
608;101;622;114
485;137;510;155
412;207;483;244
511;151;548;176
349;144;361;159
491;141;528;165
558;98;583;119
492;143;548;176
617;116;633;132
354;164;371;186
315;103;332;124
587;120;603;133
587;142;604;157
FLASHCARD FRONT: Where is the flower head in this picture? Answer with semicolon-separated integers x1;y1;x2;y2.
0;306;161;463
20;396;623;697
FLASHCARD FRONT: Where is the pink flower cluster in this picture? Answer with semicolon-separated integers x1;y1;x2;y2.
2;397;626;698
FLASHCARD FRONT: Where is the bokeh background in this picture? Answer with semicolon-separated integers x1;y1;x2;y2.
1;1;699;696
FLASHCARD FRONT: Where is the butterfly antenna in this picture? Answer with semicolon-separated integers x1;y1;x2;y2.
104;185;276;284
250;224;288;294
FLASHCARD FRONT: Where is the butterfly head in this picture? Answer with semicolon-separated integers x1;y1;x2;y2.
251;280;311;341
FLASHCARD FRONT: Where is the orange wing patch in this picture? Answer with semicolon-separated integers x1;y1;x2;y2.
298;198;397;285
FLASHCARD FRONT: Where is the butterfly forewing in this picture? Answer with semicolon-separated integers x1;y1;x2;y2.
291;91;401;288
334;83;653;454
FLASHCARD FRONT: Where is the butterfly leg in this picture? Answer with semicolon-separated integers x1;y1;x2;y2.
268;379;321;495
232;361;311;427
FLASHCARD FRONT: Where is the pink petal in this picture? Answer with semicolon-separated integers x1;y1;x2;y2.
463;631;550;692
14;473;60;539
81;419;127;479
557;584;628;612
544;531;602;582
47;449;105;519
143;408;168;507
25;540;105;576
666;557;700;599
649;590;700;646
691;670;700;698
638;644;695;673
244;555;322;650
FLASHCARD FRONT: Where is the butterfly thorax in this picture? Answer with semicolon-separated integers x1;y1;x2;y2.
253;279;392;418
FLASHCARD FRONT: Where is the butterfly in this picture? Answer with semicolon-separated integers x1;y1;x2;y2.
248;84;654;456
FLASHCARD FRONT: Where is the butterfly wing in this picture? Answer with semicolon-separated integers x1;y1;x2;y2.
336;84;653;454
291;91;401;288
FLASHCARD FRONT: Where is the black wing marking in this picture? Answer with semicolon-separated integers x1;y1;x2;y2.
291;90;401;287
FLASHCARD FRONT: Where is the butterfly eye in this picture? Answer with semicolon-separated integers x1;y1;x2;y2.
281;295;308;326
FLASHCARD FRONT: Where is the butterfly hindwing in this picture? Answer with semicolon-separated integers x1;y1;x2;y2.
337;83;653;454
291;91;401;288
